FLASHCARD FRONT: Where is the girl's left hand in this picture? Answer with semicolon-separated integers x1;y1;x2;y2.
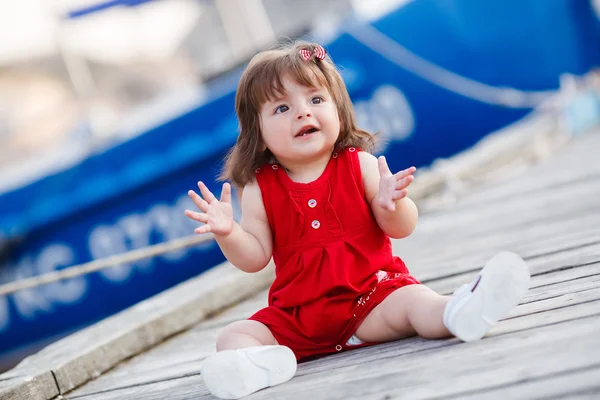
375;156;416;212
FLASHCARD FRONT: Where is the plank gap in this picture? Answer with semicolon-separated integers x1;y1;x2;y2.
521;285;600;306
503;300;600;323
532;259;600;277
529;272;600;290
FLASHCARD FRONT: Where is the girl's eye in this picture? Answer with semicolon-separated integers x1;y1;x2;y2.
311;96;324;104
275;105;289;114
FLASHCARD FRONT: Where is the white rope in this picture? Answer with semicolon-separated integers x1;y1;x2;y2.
0;233;214;296
345;22;556;108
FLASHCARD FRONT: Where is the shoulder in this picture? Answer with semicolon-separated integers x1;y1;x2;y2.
357;150;378;166
357;151;379;177
357;151;380;203
241;180;263;204
240;180;268;221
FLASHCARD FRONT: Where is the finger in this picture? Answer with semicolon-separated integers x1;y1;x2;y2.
395;175;414;190
184;210;208;223
194;224;211;234
393;166;416;180
391;189;408;201
378;156;392;177
198;181;217;203
377;197;394;212
188;190;209;212
220;182;232;204
381;201;395;212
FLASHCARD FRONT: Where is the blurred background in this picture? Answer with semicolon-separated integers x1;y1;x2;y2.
1;0;599;371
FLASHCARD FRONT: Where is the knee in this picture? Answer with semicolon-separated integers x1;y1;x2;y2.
216;321;247;350
215;320;276;350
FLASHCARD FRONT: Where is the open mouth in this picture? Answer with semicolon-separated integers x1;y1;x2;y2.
295;126;319;137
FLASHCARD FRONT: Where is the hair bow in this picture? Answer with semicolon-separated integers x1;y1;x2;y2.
299;45;326;62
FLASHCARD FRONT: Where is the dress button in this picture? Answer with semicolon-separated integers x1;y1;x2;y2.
349;147;356;152
311;220;320;229
272;165;278;170
332;152;338;158
308;199;317;208
335;345;343;351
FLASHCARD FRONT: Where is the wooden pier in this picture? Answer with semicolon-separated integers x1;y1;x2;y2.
2;128;599;400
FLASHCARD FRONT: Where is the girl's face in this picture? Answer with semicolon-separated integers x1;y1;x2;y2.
259;74;340;164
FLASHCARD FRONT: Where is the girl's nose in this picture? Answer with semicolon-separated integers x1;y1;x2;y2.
297;110;311;119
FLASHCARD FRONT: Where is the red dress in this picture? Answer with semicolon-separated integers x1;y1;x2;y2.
249;147;420;360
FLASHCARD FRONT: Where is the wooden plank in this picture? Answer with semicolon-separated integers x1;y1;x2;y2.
0;262;274;399
447;366;600;400
10;132;600;399
0;373;58;400
413;173;600;236
398;186;600;250
493;299;600;338
70;312;600;399
528;262;600;289
51;264;273;394
409;204;600;258
522;274;600;303
69;278;597;397
256;315;600;400
69;291;269;397
398;212;600;270
431;133;600;206
65;374;207;400
414;131;600;210
559;395;600;400
397;211;600;269
426;261;600;296
505;283;600;319
290;293;600;379
410;240;600;285
67;279;600;398
453;136;600;208
436;165;600;214
79;244;598;397
55;227;600;398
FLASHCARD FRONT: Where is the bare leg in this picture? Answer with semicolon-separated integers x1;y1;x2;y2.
204;320;296;399
216;320;279;351
355;284;451;343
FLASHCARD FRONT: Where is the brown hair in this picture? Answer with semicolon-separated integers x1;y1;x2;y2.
220;41;376;187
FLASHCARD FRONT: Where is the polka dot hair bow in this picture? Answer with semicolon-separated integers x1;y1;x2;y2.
299;45;326;62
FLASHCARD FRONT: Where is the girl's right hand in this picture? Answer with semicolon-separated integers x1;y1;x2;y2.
184;181;234;236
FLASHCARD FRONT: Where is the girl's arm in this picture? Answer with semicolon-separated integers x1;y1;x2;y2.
185;181;272;273
358;151;418;239
217;182;273;272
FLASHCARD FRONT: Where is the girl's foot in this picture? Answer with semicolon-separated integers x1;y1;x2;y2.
202;345;297;399
443;251;530;342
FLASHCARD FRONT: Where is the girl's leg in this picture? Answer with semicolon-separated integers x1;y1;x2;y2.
355;284;451;343
216;320;279;350
355;252;530;344
203;320;297;399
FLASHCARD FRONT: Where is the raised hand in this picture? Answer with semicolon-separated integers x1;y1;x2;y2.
184;181;234;236
375;156;416;212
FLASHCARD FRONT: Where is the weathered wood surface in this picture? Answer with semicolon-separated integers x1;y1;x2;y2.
0;262;274;400
57;130;600;400
2;129;598;400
